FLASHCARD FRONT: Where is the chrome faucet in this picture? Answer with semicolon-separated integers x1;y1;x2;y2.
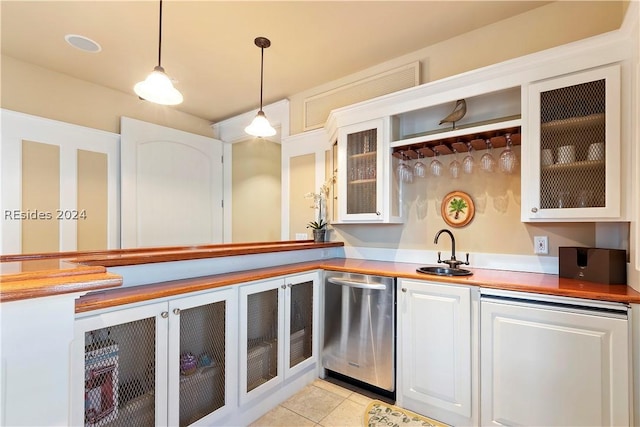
434;228;469;269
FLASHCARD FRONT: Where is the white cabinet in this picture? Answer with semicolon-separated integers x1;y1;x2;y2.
397;279;478;426
72;287;237;427
522;64;622;221
239;272;320;404
481;292;629;426
336;118;402;223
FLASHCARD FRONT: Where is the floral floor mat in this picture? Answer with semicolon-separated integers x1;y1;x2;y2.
364;400;450;427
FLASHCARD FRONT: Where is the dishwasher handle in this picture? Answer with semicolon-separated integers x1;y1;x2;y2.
327;277;387;290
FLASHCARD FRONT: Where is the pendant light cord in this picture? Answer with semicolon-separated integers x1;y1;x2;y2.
259;45;264;110
157;0;163;68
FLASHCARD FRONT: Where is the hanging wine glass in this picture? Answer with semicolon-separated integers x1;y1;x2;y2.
480;139;495;173
449;148;461;179
430;150;443;177
499;133;519;174
413;152;426;178
462;142;475;174
397;152;413;183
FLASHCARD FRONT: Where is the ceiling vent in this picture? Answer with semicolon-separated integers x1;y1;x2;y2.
303;62;420;131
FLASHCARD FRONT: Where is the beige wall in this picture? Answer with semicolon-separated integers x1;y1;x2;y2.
1;55;214;137
21;140;60;253
288;1;626;135
77;149;108;251
232;138;281;242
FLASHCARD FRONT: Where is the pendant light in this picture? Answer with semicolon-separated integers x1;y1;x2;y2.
245;37;276;137
134;0;183;105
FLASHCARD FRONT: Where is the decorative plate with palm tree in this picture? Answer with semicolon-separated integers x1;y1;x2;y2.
441;191;475;227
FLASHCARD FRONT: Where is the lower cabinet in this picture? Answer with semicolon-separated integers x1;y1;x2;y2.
72;287;237;427
480;293;630;426
397;279;479;426
72;271;319;427
239;272;320;405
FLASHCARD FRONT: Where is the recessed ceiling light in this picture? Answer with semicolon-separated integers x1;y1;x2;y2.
64;34;101;53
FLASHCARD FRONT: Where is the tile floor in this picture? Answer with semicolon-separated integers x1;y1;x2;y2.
249;378;383;427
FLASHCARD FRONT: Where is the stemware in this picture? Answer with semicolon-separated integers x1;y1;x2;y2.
413;152;426;178
449;149;461;179
397;153;413;183
499;133;518;174
480;139;495;173
430;150;443;177
462;143;475;175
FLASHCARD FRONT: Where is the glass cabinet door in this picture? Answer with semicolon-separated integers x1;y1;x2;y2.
338;119;385;222
524;64;620;220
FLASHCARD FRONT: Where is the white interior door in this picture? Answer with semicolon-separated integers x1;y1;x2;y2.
121;117;224;248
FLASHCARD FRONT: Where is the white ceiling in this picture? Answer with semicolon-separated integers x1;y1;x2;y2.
1;1;550;123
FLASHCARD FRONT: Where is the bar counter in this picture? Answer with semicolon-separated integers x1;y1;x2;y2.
2;241;639;306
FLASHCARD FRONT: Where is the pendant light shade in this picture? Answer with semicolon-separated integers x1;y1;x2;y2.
245;37;276;137
134;0;183;105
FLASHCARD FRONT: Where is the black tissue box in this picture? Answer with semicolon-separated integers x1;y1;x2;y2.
559;247;627;285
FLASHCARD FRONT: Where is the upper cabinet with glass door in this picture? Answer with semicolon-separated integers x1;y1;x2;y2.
336;118;402;223
522;64;621;221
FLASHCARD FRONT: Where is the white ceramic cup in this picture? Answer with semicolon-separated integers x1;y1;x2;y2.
587;142;605;161
557;145;575;164
541;149;553;166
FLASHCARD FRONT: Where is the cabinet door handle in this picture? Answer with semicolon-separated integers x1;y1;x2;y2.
161;311;169;318
287;283;292;288
173;308;181;315
401;288;407;293
531;207;538;213
376;211;381;216
281;284;287;289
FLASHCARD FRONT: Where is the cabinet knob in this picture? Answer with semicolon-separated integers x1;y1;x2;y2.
401;288;407;293
161;311;169;318
376;211;381;216
531;207;538;213
173;308;181;315
287;283;292;288
281;284;287;289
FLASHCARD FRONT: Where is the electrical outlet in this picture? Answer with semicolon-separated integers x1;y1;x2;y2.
534;236;549;254
295;233;308;240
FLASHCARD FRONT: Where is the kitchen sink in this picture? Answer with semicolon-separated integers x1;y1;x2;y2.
416;266;473;276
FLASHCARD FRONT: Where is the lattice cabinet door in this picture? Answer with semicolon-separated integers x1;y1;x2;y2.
167;287;237;427
523;64;621;221
238;278;286;405
72;302;169;427
283;272;320;380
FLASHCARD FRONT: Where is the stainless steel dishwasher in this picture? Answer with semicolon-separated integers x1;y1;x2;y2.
322;271;395;393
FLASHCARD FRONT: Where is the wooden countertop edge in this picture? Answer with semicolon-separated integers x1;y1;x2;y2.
76;262;323;313
75;260;640;313
71;242;343;267
1;265;107;282
1;273;123;303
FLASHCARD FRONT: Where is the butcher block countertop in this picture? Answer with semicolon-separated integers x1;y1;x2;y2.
2;241;639;307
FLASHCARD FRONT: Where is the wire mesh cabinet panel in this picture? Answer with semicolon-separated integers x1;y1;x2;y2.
167;287;237;426
239;278;285;405
72;302;168;427
73;287;237;427
523;64;621;221
283;272;320;379
336;118;402;223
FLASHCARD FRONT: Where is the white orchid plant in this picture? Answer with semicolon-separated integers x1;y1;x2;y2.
305;176;334;230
